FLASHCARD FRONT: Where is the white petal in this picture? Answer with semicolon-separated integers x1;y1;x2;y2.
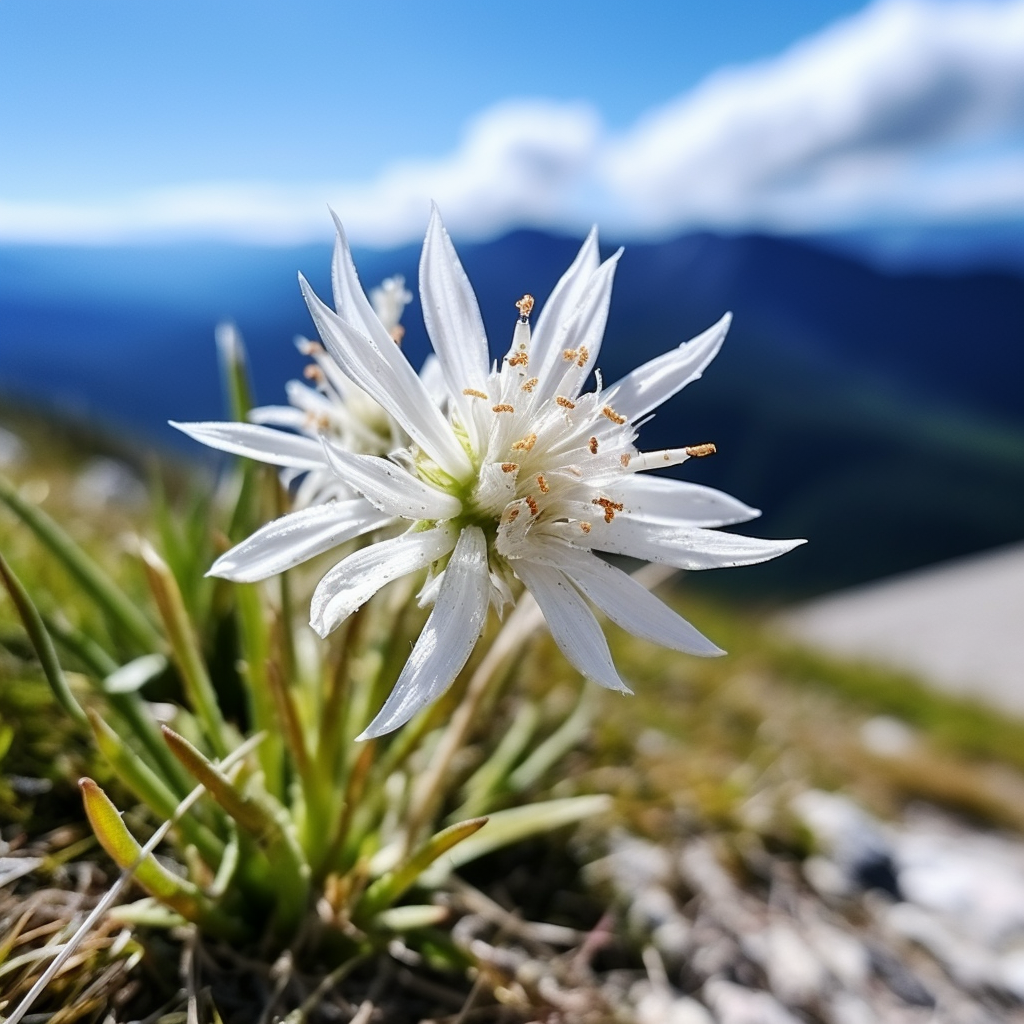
591;517;806;570
610;475;760;527
247;405;309;430
420;204;490;395
329;209;398;351
535;250;622;403
418;354;449;407
514;560;632;693
531;227;600;373
300;275;472;479
359;526;490;739
171;421;324;470
543;544;724;656
321;437;462;521
209;500;391;582
605;313;731;422
310;524;456;637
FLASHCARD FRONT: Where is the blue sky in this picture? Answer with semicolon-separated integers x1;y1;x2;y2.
2;0;1023;243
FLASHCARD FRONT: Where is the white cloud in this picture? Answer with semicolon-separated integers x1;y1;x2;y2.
600;0;1024;234
2;0;1024;244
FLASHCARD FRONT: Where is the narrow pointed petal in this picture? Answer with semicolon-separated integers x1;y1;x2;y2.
545;545;724;656
321;437;462;520
248;405;309;430
535;250;622;402
420;204;490;389
592;517;806;571
418;354;449;407
514;561;632;693
531;226;600;371
209;501;391;582
605;313;731;422
329;209;398;350
359;526;490;739
611;475;760;527
310;525;456;637
171;421;324;470
300;275;472;479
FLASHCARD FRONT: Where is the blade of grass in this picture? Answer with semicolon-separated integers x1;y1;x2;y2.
0;474;163;653
162;726;310;933
140;541;230;758
356;817;488;922
0;551;87;727
80;778;240;939
87;709;224;866
451;702;538;822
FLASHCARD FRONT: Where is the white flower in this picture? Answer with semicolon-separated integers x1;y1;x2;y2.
181;206;804;739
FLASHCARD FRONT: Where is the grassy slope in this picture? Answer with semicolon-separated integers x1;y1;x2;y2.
3;408;1024;843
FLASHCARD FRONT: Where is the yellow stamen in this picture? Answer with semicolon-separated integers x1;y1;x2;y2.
563;348;578;362
579;521;592;534
685;443;717;458
620;453;631;467
501;462;518;474
592;497;624;523
536;475;550;493
556;396;576;409
511;433;537;451
516;294;535;319
492;404;515;413
508;351;529;367
521;377;539;392
303;364;325;382
525;495;539;516
588;436;599;454
463;388;488;399
577;345;589;368
601;405;626;424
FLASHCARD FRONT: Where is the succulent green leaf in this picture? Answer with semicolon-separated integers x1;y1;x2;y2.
357;817;487;921
0;551;87;727
420;795;612;887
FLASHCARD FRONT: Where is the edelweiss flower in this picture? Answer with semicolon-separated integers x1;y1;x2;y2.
180;206;804;739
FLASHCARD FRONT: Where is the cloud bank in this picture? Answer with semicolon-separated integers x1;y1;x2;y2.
3;0;1023;244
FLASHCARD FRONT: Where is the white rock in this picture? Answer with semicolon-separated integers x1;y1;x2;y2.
860;716;917;758
703;978;802;1024
804;919;871;990
895;821;1024;948
634;985;713;1024
764;922;829;1005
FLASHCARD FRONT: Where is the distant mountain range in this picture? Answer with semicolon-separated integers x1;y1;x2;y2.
2;230;1022;599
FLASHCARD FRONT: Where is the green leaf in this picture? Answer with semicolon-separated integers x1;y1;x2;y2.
0;551;87;727
357;817;487;921
140;542;229;758
420;795;612;888
106;898;188;930
79;778;238;939
374;904;449;931
105;653;167;694
0;473;163;654
507;691;595;794
453;701;538;821
88;710;223;866
161;726;310;932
